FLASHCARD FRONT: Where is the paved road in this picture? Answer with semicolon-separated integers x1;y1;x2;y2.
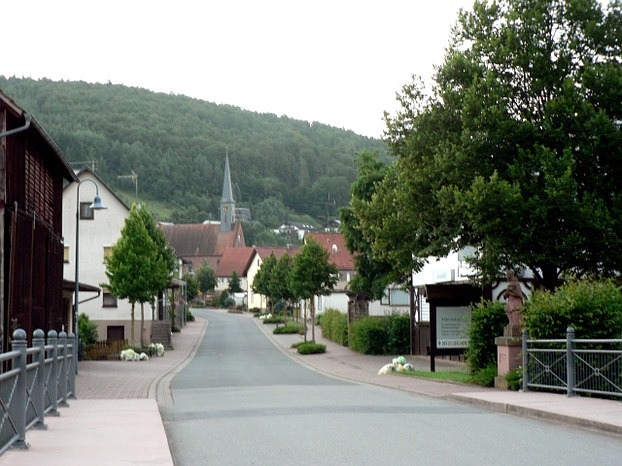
160;310;622;466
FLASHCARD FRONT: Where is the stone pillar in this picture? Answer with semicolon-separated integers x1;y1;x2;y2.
495;324;522;389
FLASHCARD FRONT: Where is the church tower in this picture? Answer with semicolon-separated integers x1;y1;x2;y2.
220;153;235;232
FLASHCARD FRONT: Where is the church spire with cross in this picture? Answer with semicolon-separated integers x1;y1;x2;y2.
220;150;235;232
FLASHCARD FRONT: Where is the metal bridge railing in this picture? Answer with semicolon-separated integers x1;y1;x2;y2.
522;327;622;398
0;328;77;454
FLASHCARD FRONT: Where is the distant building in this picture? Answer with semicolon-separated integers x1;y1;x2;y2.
246;246;300;310
159;155;246;274
275;221;316;241
304;231;355;314
235;207;252;221
215;246;255;293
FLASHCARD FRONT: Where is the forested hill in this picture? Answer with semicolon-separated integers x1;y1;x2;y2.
0;76;387;226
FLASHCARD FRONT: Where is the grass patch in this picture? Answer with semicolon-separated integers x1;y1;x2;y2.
273;322;303;334
291;341;326;354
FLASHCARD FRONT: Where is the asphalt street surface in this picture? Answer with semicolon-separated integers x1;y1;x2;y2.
160;310;622;466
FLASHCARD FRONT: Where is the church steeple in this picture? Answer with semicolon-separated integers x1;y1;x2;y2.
220;152;235;232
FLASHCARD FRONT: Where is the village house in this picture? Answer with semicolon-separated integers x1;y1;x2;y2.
215;246;255;297
303;231;355;314
246;245;300;310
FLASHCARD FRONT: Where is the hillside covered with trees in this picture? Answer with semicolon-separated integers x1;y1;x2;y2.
0;76;387;227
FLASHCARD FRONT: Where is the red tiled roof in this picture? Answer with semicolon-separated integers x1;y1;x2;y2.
158;221;246;270
305;232;355;271
254;245;301;261
216;247;255;277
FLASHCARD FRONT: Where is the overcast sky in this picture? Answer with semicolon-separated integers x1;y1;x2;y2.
3;0;475;138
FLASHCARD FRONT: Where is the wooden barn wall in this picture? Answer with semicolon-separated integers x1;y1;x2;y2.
4;206;64;349
2;127;65;350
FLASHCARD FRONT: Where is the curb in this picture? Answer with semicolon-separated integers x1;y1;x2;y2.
447;393;622;437
150;318;209;407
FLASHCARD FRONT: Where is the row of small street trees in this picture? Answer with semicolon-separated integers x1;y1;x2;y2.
252;238;338;342
341;0;622;296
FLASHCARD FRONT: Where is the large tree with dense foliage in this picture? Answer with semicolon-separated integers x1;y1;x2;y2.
340;150;412;300
373;0;622;290
290;238;339;342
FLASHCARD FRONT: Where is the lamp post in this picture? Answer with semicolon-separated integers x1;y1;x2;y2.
74;178;106;372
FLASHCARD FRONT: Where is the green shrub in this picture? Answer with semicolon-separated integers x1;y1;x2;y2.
296;341;326;354
385;312;410;355
469;364;498;387
273;322;303;334
320;308;348;346
78;313;98;347
506;366;522;391
214;290;230;307
185;309;195;322
262;315;285;324
349;317;387;354
466;300;506;375
524;279;622;339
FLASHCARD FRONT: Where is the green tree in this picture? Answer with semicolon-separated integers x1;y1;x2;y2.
137;203;176;320
228;271;243;293
271;253;296;320
195;262;217;304
105;203;171;344
380;0;622;290
340;150;407;300
251;252;277;311
290;238;338;342
184;272;199;302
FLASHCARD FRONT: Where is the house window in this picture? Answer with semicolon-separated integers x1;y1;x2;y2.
64;246;70;263
80;202;95;220
103;246;113;262
103;292;118;308
390;288;410;306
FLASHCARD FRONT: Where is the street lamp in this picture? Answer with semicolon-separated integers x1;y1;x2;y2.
74;178;106;372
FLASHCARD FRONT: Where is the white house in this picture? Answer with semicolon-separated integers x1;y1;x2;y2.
305;232;355;315
63;166;149;345
367;247;477;319
405;247;531;322
246;246;300;310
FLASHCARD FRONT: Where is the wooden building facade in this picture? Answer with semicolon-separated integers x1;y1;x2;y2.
0;90;76;350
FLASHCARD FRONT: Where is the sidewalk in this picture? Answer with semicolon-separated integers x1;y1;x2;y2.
1;318;206;466
4;310;622;464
